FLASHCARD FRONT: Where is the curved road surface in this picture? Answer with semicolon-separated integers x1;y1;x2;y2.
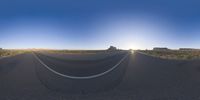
35;52;127;77
0;52;200;100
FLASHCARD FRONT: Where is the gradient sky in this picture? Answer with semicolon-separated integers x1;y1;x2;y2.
1;0;200;50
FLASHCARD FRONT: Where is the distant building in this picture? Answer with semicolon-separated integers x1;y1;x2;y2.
179;48;200;51
107;46;117;51
153;47;169;51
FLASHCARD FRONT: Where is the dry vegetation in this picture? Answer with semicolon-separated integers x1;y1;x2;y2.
139;50;200;60
0;50;31;57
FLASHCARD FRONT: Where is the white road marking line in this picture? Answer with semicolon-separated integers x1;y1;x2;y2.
33;52;129;79
0;56;9;60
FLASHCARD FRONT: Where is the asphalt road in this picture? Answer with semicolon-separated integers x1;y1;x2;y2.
35;52;127;76
0;52;200;100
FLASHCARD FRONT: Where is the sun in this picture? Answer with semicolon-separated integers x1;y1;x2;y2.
124;43;139;50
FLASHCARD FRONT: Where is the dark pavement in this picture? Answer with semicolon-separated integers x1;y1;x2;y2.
0;52;200;100
35;52;127;76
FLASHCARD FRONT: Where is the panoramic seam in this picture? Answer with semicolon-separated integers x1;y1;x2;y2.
33;52;129;79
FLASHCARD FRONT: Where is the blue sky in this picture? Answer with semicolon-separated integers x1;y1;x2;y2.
0;0;200;49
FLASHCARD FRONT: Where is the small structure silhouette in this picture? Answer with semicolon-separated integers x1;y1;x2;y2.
179;48;200;51
107;46;117;51
153;47;169;51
